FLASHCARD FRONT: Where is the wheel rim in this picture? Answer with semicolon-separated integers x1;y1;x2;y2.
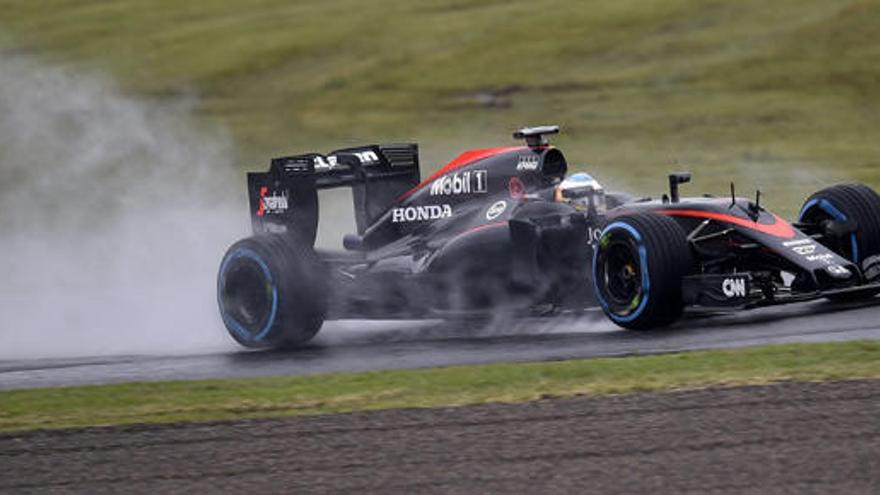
605;243;640;303
601;238;642;311
218;248;278;342
223;260;271;327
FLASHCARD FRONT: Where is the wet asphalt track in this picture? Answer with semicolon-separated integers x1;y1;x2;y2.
2;299;880;390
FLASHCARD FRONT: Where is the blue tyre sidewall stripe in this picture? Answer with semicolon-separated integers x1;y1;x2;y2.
218;247;279;343
799;198;859;263
592;221;651;323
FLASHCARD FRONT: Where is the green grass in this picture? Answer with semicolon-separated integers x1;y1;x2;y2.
1;340;879;433
2;0;880;214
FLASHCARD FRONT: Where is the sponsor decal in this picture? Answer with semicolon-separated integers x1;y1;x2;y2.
430;170;488;196
786;239;835;264
486;200;507;220
257;187;289;217
806;253;834;263
722;277;747;298
353;151;379;164
314;155;338;170
826;264;851;277
516;155;540;171
509;177;526;199
282;158;311;173
264;223;288;233
392;204;453;223
314;151;380;170
792;244;816;256
783;239;812;247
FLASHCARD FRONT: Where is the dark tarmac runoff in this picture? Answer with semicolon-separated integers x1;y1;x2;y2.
3;299;880;390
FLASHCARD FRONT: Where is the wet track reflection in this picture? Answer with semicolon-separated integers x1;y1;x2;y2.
3;299;880;389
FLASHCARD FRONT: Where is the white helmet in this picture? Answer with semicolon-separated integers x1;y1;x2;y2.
555;172;606;215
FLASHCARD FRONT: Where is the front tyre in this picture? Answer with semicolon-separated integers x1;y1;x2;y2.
217;234;326;349
798;183;880;270
592;213;692;329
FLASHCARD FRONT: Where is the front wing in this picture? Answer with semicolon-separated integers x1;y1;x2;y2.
682;272;880;310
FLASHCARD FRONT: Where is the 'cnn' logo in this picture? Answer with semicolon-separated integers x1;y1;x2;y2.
722;278;746;298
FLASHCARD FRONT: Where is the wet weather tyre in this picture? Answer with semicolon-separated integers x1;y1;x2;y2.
799;183;880;267
592;213;692;330
217;233;327;349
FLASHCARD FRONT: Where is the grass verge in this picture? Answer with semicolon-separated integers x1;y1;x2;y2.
1;340;879;433
3;0;880;210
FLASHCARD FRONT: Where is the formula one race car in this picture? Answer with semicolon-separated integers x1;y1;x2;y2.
217;126;880;349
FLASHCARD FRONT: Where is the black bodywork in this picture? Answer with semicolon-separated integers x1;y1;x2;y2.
241;126;879;325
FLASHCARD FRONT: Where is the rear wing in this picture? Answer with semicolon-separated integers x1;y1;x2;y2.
247;144;420;245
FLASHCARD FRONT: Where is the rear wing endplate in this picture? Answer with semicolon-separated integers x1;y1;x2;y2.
247;144;420;245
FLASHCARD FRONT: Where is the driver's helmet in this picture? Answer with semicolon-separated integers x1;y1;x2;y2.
555;172;606;215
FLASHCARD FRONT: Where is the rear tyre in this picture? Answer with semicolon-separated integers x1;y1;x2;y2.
592;213;692;329
217;233;326;349
799;184;880;285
